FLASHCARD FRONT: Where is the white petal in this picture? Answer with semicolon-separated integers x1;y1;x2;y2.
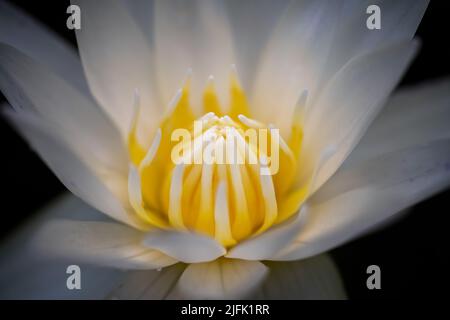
0;194;126;299
253;254;346;300
72;0;160;140
226;207;308;260
251;0;342;135
0;43;127;174
4;110;136;227
0;259;124;299
153;0;235;109
107;265;186;300
0;1;90;93
274;139;450;261
318;0;429;88
143;229;226;263
35;220;178;270
224;0;290;92
122;0;154;45
345;78;450;167
340;0;428;43
174;259;268;299
251;0;428;136
300;40;419;193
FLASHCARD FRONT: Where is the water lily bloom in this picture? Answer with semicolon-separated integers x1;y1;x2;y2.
0;0;449;299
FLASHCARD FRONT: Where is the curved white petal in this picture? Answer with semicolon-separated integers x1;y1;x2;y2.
72;0;160;141
174;259;268;299
123;0;154;45
35;220;178;270
153;0;235;109
345;78;450;167
300;40;419;193
273;139;450;261
3;109;137;227
107;265;186;300
108;255;345;300
224;0;290;92
0;43;127;175
0;259;123;299
0;1;90;93
318;0;429;88
251;0;342;134
253;254;346;300
0;194;127;299
143;230;226;263
251;0;428;136
226;207;308;260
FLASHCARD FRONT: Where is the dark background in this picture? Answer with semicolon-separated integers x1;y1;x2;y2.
0;0;449;299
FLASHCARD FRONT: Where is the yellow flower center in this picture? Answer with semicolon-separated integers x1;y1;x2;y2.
127;72;307;247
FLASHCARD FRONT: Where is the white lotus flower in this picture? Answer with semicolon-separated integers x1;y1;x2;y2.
0;0;449;299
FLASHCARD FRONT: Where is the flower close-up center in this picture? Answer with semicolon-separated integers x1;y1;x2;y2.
127;71;305;246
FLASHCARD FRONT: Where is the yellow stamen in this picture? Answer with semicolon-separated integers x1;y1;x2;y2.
126;70;306;247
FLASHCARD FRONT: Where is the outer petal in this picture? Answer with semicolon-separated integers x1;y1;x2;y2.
123;0;154;45
345;78;450;166
174;258;268;299
153;0;235;109
107;265;186;300
0;43;127;174
251;0;428;136
252;0;342;134
0;1;90;93
273;139;450;261
0;259;123;299
0;43;135;225
143;230;226;263
253;254;346;300
72;0;160;142
108;255;346;300
4;109;138;228
0;194;126;299
300;40;419;193
318;0;429;89
35;220;178;270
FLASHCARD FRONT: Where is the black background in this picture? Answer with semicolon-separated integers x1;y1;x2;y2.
0;0;449;299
